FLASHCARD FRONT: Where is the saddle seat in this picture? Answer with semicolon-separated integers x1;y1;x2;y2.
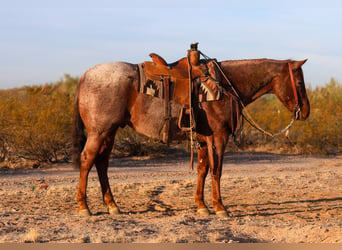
145;55;189;79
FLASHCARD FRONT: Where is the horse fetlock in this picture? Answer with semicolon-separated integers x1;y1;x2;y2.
78;208;91;217
108;206;120;215
215;210;228;218
197;208;210;216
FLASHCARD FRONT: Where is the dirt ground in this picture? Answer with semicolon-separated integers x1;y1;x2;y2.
0;152;341;243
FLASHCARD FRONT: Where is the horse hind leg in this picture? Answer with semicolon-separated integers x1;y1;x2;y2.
94;129;120;215
76;134;105;216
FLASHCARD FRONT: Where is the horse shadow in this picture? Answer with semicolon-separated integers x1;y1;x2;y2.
222;151;297;165
228;196;342;217
145;185;176;216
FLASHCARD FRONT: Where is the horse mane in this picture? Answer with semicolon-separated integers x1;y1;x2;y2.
220;58;293;66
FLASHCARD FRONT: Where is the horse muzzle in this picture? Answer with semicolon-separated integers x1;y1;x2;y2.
295;103;310;121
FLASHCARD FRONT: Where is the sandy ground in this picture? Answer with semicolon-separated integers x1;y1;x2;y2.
0;152;341;243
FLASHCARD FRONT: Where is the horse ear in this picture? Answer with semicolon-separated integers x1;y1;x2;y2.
292;59;307;69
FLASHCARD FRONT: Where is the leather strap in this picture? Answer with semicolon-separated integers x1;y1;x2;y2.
162;76;171;144
288;62;299;106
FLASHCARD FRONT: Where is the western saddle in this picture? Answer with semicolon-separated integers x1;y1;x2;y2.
138;43;222;144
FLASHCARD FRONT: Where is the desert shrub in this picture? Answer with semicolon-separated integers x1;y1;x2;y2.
1;74;341;168
0;75;78;165
0;136;8;161
291;78;342;154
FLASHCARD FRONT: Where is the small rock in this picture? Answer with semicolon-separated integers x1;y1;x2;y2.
32;162;40;169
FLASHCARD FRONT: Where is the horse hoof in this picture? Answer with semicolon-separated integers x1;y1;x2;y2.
108;206;120;215
197;208;210;216
216;210;228;218
78;209;91;217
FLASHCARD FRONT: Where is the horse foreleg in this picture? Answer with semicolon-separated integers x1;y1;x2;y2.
210;158;227;218
95;132;120;215
195;145;210;216
76;134;104;216
207;134;228;218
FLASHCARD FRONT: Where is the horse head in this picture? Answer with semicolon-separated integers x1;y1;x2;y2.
271;59;310;120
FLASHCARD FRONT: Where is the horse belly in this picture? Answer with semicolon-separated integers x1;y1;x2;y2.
129;94;186;141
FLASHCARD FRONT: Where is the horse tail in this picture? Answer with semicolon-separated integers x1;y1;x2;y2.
72;79;86;168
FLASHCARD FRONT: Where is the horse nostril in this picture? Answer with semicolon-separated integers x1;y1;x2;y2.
300;105;310;120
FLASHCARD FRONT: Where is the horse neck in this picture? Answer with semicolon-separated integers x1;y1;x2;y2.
220;59;283;105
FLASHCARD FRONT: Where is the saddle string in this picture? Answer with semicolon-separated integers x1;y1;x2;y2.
187;52;195;170
200;51;298;138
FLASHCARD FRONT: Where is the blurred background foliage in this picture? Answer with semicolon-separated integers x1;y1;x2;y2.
0;75;341;168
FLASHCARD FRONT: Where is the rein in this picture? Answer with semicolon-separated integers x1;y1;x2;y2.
201;51;300;138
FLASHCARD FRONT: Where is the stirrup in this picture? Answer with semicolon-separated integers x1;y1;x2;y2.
178;106;195;131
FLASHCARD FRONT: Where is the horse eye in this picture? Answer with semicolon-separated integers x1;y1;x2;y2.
297;81;303;86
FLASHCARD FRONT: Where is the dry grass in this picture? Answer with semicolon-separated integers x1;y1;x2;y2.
24;227;40;243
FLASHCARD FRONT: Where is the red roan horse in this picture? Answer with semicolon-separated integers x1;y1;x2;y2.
72;52;310;217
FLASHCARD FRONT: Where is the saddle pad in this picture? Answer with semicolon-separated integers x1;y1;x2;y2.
137;63;175;100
